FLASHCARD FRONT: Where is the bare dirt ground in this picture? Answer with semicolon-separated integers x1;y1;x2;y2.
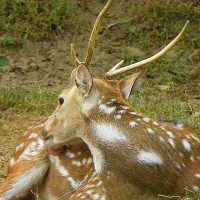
0;0;199;192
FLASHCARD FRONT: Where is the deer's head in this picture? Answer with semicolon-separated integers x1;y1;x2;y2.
43;0;189;149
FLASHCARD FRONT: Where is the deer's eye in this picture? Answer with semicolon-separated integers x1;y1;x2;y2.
58;97;64;106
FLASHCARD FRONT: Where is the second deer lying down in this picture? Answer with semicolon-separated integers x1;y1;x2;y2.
42;0;200;199
0;118;106;200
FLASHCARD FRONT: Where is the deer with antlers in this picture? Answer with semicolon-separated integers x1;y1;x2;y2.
40;0;200;199
0;0;196;199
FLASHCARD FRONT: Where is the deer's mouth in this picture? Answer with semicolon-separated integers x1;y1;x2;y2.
48;146;65;156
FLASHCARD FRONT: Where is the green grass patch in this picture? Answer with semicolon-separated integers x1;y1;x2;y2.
130;88;200;132
0;87;56;115
0;86;199;132
0;0;75;42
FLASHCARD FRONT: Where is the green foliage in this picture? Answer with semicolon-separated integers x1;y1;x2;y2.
0;35;24;47
0;87;56;115
129;88;200;132
0;0;75;41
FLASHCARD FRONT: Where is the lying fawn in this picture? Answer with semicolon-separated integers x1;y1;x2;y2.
42;0;197;199
0;118;106;200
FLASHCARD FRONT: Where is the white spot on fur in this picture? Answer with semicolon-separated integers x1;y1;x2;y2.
99;104;116;114
179;152;183;157
82;158;87;165
54;157;69;176
168;138;176;148
66;150;75;158
86;190;94;195
166;131;174;138
92;122;127;144
129;121;138;127
92;194;100;199
153;121;159;126
195;174;200;178
29;133;38;139
192;186;199;192
176;164;182;170
159;137;165;143
130;112;137;115
115;114;121;119
137;151;163;165
87;158;93;165
72;161;82;167
190;156;195;162
96;180;102;187
143;117;150;122
9;157;16;167
182;139;191;151
186;134;191;139
182;163;186;168
120;105;129;110
67;177;82;189
16;143;24;152
191;134;200;143
146;128;154;134
161;126;166;130
118;109;126;114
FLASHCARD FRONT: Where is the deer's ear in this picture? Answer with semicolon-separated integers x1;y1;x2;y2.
119;70;146;100
75;64;93;97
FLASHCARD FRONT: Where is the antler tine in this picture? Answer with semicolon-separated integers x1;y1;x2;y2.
71;44;81;67
105;20;190;77
83;0;113;66
107;60;124;72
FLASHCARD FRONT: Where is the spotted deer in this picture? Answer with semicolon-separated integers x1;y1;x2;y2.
0;118;106;200
0;64;146;200
0;94;191;199
40;0;199;199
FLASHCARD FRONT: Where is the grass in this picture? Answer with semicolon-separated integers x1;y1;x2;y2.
130;87;200;132
0;85;199;131
0;87;56;115
0;0;75;43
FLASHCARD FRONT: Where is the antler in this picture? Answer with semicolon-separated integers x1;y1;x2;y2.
71;0;113;67
105;20;190;77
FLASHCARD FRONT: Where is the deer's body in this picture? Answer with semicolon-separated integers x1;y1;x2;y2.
1;0;195;199
42;0;196;197
82;80;200;198
44;77;200;199
0;120;106;200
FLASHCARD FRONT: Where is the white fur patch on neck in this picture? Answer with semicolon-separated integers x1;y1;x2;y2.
137;151;163;166
92;122;127;144
83;138;105;174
